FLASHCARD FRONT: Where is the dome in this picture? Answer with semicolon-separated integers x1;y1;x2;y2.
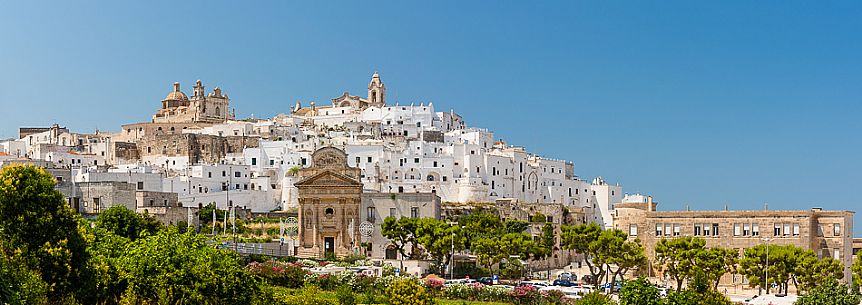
163;82;189;101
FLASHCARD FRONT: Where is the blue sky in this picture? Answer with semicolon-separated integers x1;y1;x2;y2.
1;1;860;233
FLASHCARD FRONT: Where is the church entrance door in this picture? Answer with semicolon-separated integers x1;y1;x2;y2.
324;237;335;257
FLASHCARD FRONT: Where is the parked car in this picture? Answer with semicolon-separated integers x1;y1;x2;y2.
478;277;494;285
519;280;551;288
656;286;668;297
553;279;575;287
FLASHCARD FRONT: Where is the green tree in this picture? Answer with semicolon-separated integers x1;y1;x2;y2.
618;277;661;305
561;223;605;285
415;218;465;270
561;223;646;286
505;219;530;234
793;252;842;293
654;236;705;291
604;230;647;283
853;252;862;292
198;202;225;223
795;280;860;305
739;244;811;294
0;252;47;305
458;211;503;249
0;165;89;299
95;205;162;240
695;247;738;289
117;227;260;304
473;237;506;272
381;216;421;259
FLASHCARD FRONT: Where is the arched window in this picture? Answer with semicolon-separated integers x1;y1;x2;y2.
372;91;377;104
215;106;220;115
325;207;334;216
427;175;435;181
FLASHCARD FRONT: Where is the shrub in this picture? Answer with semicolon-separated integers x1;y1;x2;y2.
386;278;434;305
542;289;566;305
424;277;445;296
0;253;48;305
335;284;356;305
796;280;861;305
283;285;337;305
247;260;307;288
576;292;618;305
512;285;540;305
619;277;661;305
341;254;368;265
309;273;340;290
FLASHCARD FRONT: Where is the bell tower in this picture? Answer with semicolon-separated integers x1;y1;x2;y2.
367;71;385;107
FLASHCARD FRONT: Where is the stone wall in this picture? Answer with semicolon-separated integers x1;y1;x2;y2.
137;134;259;164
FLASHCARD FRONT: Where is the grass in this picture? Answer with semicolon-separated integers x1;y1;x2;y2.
436;299;510;305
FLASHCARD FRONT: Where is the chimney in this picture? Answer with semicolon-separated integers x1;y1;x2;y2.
647;196;653;211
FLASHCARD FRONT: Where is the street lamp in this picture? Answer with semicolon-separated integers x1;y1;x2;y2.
762;237;773;294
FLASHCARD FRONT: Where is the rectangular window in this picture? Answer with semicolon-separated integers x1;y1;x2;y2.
694;224;701;236
703;224;711;236
367;207;376;222
629;224;638;237
269;160;274;166
793;224;800;236
666;224;672;236
367;157;372;162
834;224;841;236
673;224;681;236
656;224;663;237
251;158;257;165
734;224;742;236
743;224;750;236
784;224;791;236
713;224;719;236
410;207;419;218
235;171;241;178
774;223;781;236
414;158;419;163
356;157;361;164
834;249;840;260
389;208;396;218
752;224;760;236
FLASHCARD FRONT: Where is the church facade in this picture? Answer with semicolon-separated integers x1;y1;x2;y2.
295;147;363;258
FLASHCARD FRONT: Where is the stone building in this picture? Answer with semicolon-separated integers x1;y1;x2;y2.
295;147;363;259
75;181;137;214
359;192;441;259
613;196;855;285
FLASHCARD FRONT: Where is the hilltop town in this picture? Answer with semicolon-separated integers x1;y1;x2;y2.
0;73;857;303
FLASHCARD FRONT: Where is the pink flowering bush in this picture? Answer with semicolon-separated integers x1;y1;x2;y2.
424;277;445;293
246;260;307;288
512;285;541;305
